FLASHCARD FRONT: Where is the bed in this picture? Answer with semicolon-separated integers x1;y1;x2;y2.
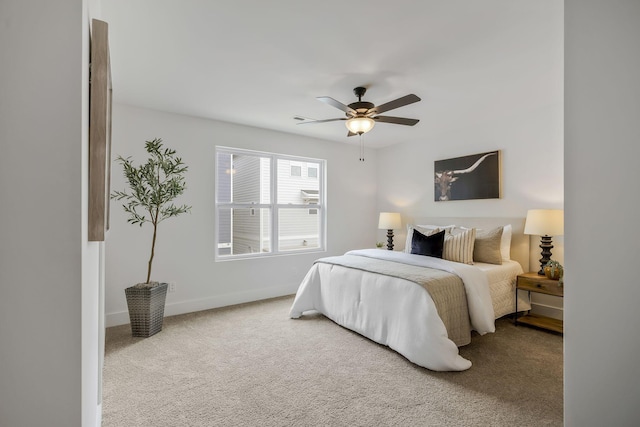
289;217;531;371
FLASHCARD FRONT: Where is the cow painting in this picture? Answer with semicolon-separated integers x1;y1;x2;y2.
434;151;501;201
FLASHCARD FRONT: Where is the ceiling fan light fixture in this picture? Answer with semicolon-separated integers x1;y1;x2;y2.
345;117;375;134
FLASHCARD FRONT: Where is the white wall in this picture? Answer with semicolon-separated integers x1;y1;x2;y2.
375;0;564;225
0;0;102;426
565;1;640;425
376;102;564;219
105;104;377;325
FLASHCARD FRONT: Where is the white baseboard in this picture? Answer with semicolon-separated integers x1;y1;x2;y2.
96;403;102;427
106;283;297;327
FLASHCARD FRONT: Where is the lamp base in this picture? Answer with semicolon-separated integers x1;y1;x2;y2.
386;229;394;251
537;235;554;275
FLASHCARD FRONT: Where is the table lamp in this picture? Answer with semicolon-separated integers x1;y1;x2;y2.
524;209;564;275
378;212;402;251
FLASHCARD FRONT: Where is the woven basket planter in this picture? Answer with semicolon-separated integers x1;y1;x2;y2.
125;282;168;337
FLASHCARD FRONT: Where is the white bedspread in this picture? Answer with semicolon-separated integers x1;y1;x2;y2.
289;250;497;371
347;249;496;334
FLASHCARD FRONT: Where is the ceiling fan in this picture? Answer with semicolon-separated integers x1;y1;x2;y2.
296;86;421;137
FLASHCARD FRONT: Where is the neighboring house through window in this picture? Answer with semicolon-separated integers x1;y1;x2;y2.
308;167;318;178
215;146;326;259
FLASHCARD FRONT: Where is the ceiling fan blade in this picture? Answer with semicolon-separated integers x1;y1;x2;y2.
373;116;420;126
317;96;357;115
374;94;421;114
296;118;346;125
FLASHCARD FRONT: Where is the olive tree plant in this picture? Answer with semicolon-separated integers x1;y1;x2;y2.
111;138;191;285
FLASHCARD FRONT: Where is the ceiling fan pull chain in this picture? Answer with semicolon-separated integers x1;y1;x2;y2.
359;133;364;162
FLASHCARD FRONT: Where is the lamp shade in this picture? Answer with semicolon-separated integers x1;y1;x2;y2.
378;212;401;230
524;209;564;236
345;117;375;134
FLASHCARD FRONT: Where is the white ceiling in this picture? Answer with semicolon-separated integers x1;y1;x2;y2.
101;0;562;148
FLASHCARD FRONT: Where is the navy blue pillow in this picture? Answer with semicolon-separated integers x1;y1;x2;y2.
411;229;445;258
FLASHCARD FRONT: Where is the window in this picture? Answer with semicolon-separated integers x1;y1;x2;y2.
215;147;326;259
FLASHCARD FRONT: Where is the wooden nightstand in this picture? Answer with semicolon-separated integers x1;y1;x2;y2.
515;272;563;334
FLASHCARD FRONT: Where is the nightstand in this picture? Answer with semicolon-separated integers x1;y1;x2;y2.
515;272;563;333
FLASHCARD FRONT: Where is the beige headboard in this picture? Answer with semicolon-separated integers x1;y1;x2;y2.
408;217;529;272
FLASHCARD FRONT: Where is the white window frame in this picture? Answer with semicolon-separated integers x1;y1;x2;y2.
214;146;326;261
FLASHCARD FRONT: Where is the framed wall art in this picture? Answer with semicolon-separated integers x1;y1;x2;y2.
434;150;501;201
88;19;112;241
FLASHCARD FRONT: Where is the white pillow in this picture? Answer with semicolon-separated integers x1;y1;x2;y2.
404;225;442;253
417;224;455;234
443;228;476;264
501;224;512;261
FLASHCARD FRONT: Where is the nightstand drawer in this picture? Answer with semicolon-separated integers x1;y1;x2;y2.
527;279;562;295
516;273;563;297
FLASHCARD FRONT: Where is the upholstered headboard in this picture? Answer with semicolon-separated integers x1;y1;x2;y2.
408;217;529;271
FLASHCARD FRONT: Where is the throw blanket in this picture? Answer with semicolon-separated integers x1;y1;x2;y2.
346;249;496;334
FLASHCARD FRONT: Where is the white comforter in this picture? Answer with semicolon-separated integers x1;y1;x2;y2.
289;249;496;371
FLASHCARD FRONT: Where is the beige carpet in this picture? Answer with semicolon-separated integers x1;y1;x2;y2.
103;296;563;426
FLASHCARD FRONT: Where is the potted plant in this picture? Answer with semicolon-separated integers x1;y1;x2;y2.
111;138;191;337
544;260;564;286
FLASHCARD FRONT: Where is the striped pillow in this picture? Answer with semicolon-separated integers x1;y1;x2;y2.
443;228;476;264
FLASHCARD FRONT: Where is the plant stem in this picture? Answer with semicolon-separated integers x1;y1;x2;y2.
147;215;158;284
146;162;162;284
